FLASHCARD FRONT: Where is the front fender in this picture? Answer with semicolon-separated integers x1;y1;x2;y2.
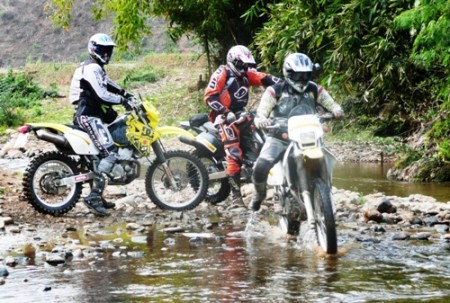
154;126;196;141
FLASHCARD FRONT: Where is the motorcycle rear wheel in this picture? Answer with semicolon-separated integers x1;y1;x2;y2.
313;178;337;254
145;150;208;211
199;156;230;205
22;151;82;215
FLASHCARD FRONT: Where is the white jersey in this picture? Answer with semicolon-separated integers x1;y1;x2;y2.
69;60;122;105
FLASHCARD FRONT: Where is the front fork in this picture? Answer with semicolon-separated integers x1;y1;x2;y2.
301;191;315;229
297;157;316;229
151;141;179;188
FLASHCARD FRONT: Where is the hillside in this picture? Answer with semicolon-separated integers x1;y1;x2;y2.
0;0;193;68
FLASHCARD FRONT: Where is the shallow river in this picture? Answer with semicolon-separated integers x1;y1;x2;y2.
1;216;450;303
333;162;450;202
1;162;450;302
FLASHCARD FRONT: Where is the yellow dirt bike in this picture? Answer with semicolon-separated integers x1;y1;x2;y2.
17;96;208;215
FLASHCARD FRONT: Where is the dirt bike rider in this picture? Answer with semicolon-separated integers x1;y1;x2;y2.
204;45;280;207
69;33;132;216
249;53;344;212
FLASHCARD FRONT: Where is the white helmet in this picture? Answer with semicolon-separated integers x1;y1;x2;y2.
226;45;256;76
283;53;314;93
88;33;116;65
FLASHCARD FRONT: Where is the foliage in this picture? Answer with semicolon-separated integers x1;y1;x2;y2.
395;0;450;162
121;66;164;89
45;0;152;55
252;0;432;136
0;71;46;129
395;0;450;70
45;0;278;69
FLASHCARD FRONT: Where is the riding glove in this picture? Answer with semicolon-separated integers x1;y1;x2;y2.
256;117;271;129
121;97;132;111
332;108;344;119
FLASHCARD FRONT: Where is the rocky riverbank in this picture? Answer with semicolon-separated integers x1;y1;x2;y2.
1;130;450;286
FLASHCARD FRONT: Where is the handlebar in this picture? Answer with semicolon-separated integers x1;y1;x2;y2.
262;113;336;130
214;111;251;127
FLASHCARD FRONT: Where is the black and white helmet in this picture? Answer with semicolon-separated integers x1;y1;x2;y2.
88;33;116;65
226;45;256;76
283;53;314;93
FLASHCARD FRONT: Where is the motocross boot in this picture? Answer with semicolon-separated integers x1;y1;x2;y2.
98;153;118;175
83;173;109;216
97;154;117;209
228;174;245;207
250;182;267;212
101;197;116;209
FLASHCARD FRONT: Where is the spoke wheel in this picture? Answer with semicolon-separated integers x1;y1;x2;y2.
277;186;302;236
22;151;82;215
199;156;230;205
313;178;337;254
145;150;208;211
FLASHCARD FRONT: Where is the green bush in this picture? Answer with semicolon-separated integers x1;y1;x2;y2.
0;70;45;129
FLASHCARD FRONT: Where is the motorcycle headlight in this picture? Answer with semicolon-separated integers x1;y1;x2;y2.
299;131;316;147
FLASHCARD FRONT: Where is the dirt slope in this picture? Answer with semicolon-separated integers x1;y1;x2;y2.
0;0;186;68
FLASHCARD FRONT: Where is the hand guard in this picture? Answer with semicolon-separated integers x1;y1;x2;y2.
226;111;236;124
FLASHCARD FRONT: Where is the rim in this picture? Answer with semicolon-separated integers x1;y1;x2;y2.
150;157;205;208
33;160;77;207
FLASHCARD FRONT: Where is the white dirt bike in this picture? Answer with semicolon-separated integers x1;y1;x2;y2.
16;96;208;215
265;105;338;254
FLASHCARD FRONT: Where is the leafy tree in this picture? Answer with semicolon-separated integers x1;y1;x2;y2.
45;0;278;72
252;0;429;136
395;0;450;161
45;0;152;54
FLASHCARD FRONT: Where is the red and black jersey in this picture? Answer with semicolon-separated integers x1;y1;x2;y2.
204;65;279;120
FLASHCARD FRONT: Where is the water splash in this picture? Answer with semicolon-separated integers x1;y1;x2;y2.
242;212;292;244
295;223;319;252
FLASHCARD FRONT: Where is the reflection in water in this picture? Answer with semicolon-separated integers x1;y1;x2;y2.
333;162;450;202
1;219;450;302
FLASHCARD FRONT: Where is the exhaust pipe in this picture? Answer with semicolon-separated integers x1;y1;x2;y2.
36;129;70;148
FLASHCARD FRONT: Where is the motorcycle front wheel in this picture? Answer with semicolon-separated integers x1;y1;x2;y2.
313;178;337;254
22;151;82;215
145;150;208;211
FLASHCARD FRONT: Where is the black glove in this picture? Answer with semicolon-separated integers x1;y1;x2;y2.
124;92;134;99
120;89;134;99
121;96;132;111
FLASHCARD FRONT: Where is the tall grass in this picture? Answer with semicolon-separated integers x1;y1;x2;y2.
0;53;209;133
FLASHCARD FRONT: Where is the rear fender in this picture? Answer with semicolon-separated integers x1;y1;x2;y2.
26;122;99;155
